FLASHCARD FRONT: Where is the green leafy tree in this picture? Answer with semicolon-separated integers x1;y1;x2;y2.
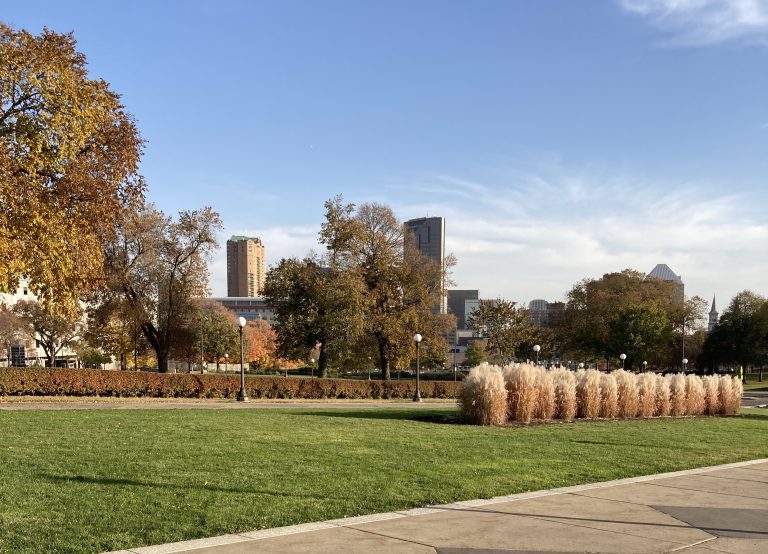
467;299;535;364
463;340;486;367
700;291;768;372
264;255;365;378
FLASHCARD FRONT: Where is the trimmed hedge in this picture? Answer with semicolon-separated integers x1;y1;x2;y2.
0;368;461;400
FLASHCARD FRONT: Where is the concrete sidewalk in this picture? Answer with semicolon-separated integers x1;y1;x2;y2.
110;459;768;554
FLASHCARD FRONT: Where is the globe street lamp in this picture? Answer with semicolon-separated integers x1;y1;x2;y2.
413;333;423;402
310;358;315;379
368;356;372;381
237;317;248;402
533;344;541;365
620;353;627;370
683;357;689;373
578;362;584;370
642;360;648;372
224;353;228;373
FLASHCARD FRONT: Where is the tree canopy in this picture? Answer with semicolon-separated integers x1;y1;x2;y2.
0;23;144;316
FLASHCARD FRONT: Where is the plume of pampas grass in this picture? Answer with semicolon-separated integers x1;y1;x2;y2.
655;375;671;417
615;369;640;419
685;374;706;416
669;374;688;416
577;369;602;419
459;363;507;425
535;369;557;421
702;375;720;415
718;375;742;416
600;373;618;419
552;368;577;421
503;363;538;423
636;373;657;418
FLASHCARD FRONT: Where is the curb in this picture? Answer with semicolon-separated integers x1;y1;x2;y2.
106;457;768;554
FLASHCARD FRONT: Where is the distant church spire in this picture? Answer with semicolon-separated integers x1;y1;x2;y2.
708;295;719;333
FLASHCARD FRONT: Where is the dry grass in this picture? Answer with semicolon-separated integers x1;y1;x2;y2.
718;375;742;416
615;370;640;419
552;368;577;421
636;373;657;418
577;369;602;419
535;370;557;421
459;363;507;426
702;375;720;416
599;373;618;419
655;376;671;417
461;363;743;425
685;375;706;416
669;374;688;417
503;364;538;423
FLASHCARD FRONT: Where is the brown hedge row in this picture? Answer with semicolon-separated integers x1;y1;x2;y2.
0;368;461;400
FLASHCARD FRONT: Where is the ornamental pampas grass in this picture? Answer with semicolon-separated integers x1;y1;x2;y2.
669;374;688;417
535;369;557;421
600;373;618;419
702;375;720;415
504;363;538;423
636;373;657;418
459;363;507;426
615;370;640;419
718;375;742;416
685;374;706;416
552;368;577;421
655;375;671;417
577;369;602;419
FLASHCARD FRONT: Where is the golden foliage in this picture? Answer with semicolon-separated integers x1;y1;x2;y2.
0;23;144;316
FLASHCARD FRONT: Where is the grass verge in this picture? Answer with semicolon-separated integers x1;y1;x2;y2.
0;407;766;553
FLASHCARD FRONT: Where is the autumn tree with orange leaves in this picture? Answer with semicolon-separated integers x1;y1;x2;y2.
0;23;145;316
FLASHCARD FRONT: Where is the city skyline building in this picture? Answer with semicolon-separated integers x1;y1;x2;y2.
226;236;266;297
647;263;685;302
404;216;446;314
447;289;479;330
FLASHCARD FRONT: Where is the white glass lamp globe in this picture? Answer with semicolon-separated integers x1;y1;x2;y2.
413;333;422;343
237;317;247;328
533;344;541;353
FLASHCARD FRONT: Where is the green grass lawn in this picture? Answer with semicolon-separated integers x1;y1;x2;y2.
1;407;767;554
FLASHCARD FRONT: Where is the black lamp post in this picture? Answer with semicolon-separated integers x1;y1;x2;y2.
237;317;248;402
413;333;422;402
620;353;626;370
533;344;540;365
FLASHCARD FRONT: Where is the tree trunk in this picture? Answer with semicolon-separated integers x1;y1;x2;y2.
378;341;390;380
319;343;329;378
157;350;172;373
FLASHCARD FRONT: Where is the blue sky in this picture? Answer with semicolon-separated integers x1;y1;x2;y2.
6;0;767;311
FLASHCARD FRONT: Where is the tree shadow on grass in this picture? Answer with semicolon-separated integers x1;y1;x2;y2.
286;409;463;425
37;473;328;499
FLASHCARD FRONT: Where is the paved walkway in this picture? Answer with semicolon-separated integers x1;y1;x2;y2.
110;459;768;554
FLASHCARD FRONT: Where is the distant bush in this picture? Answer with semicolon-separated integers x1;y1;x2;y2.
459;363;742;426
0;369;460;400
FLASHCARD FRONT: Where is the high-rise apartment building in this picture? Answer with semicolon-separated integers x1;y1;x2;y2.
227;236;266;297
404;216;445;314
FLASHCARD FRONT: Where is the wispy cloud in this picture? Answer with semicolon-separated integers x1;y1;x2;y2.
389;163;767;306
619;0;768;46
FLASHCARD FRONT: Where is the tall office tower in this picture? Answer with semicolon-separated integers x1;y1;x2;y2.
528;299;549;328
647;263;685;303
404;217;446;314
227;236;266;297
447;290;479;329
708;296;719;333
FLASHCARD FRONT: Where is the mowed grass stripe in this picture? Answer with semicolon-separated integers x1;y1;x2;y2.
0;407;766;553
